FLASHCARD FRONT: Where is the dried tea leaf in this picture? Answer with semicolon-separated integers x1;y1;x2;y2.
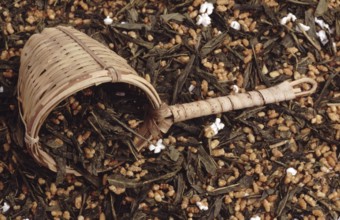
111;23;151;31
129;186;150;216
168;146;180;162
208;196;223;219
225;45;244;61
315;0;328;16
287;0;317;5
173;122;201;135
112;28;154;49
197;145;217;175
131;211;148;220
243;62;252;90
238;175;254;188
169;0;192;11
276;187;301;216
87;116;105;140
186;161;196;186
260;188;276;200
146;56;158;85
336;12;340;37
174;174;185;205
315;72;337;107
263;37;279;50
235;106;266;120
280;34;295;49
161;13;186;22
145;44;181;58
11;119;25;147
172;55;195;104
34;199;48;220
55;156;66;185
305;10;320;46
207;183;240;196
200;32;228;57
297;57;313;74
127;8;138;23
263;5;278;24
109;194;118;220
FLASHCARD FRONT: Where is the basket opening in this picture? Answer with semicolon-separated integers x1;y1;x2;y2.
38;82;153;175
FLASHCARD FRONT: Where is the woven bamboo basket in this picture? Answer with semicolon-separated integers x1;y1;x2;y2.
18;26;317;175
18;26;163;174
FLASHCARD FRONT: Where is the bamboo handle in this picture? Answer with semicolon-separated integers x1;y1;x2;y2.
168;78;317;123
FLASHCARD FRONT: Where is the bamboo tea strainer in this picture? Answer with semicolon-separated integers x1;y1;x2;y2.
18;26;317;174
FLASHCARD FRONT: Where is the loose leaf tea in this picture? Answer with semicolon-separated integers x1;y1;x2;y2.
39;83;149;176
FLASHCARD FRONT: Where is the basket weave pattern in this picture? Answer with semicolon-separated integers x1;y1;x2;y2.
18;26;161;173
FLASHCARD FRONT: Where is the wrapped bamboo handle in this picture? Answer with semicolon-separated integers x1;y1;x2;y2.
168;78;317;123
135;78;316;150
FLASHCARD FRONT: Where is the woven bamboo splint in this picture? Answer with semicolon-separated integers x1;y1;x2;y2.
18;26;163;174
18;26;317;174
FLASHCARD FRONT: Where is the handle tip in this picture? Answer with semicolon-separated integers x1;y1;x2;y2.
290;78;317;97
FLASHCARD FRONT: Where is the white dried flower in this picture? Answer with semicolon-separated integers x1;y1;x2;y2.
210;118;225;135
230;21;241;30
316;30;328;45
196;13;211;27
280;17;288;25
199;2;214;15
231;85;239;93
250;216;261;220
296;23;310;32
0;86;3;93
280;13;297;25
0;202;10;213
286;167;297;176
104;16;113;25
196;201;209;211
315;17;332;33
149;139;165;154
188;84;195;94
